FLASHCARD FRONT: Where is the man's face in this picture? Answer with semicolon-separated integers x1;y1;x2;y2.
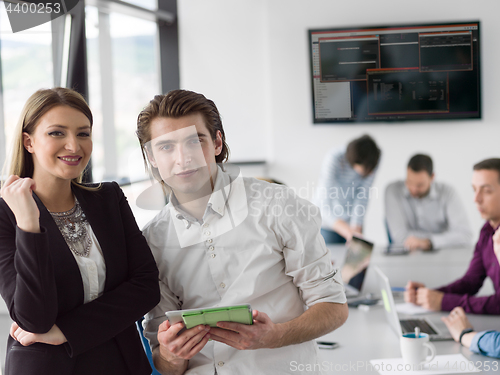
405;168;434;198
147;113;222;198
472;169;500;226
352;164;368;177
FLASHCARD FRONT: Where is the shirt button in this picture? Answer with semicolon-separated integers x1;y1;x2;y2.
207;239;213;243
203;223;209;228
205;231;211;236
211;254;216;258
220;282;225;288
218;361;224;367
209;246;214;251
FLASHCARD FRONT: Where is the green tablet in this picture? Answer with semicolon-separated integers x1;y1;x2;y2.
165;304;253;329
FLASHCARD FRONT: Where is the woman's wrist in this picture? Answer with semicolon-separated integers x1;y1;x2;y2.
16;220;40;233
459;329;476;348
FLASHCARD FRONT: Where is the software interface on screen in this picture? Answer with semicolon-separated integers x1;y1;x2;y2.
309;22;480;123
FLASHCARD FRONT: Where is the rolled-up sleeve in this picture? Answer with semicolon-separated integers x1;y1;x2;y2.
469;331;500;358
278;193;346;307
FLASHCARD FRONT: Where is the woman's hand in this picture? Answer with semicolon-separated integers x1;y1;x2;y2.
441;307;474;343
1;175;40;233
10;322;67;346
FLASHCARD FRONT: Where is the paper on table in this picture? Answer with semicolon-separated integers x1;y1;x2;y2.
396;302;432;315
370;354;480;375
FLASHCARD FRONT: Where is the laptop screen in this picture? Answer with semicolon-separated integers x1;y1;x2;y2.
373;265;404;336
341;235;374;291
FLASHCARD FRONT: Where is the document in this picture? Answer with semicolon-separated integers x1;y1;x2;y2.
396;302;432;315
370;354;480;374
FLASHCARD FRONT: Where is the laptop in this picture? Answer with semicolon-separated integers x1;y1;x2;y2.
341;235;374;298
373;265;452;341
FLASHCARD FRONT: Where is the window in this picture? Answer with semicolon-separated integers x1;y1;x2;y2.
0;2;53;169
86;6;160;183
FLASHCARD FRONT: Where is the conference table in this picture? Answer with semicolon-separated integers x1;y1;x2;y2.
315;245;499;374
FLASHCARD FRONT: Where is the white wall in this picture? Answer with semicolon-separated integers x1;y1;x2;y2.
177;0;270;162
179;0;500;245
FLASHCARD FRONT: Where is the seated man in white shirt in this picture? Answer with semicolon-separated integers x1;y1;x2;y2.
137;90;348;375
385;154;472;250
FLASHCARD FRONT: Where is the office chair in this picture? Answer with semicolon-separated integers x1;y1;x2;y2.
385;219;392;244
136;317;161;375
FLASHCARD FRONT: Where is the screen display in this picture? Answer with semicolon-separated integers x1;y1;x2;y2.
309;22;481;123
341;235;373;291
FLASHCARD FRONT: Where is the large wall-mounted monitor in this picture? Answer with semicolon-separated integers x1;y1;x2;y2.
309;21;481;123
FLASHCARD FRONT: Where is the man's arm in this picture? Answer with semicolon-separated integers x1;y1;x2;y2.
332;219;359;241
153;346;187;375
435;235;499;313
153;321;210;375
407;281;500;314
207;189;348;350
209;302;348;350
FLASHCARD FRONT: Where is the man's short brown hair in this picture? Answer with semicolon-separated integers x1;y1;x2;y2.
408;154;433;176
473;158;500;182
345;134;381;175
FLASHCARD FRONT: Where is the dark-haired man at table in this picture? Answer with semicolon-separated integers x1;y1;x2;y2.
405;158;500;315
385;154;472;250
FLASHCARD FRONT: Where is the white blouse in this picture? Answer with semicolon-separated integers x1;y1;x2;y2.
68;223;106;304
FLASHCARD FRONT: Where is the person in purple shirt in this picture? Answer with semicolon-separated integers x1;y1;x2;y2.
404;158;500;315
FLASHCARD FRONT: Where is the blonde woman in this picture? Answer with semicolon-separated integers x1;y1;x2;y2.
0;88;160;375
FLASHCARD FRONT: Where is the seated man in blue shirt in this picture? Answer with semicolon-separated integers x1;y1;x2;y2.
442;306;500;358
315;135;381;243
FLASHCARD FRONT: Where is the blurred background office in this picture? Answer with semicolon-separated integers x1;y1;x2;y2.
0;0;499;371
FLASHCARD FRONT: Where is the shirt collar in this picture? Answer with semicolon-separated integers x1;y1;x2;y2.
167;166;231;227
207;166;231;217
482;221;500;235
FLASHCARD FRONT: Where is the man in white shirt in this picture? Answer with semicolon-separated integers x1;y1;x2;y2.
385;154;472;250
136;90;348;375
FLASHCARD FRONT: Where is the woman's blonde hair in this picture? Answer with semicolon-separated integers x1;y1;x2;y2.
4;87;93;186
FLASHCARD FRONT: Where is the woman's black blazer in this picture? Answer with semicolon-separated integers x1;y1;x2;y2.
0;182;160;375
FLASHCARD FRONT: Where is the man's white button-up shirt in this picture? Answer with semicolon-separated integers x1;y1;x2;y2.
143;166;346;374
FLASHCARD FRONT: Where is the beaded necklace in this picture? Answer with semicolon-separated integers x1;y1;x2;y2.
49;198;92;257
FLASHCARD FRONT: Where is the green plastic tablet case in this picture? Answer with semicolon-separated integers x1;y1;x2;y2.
181;305;253;329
